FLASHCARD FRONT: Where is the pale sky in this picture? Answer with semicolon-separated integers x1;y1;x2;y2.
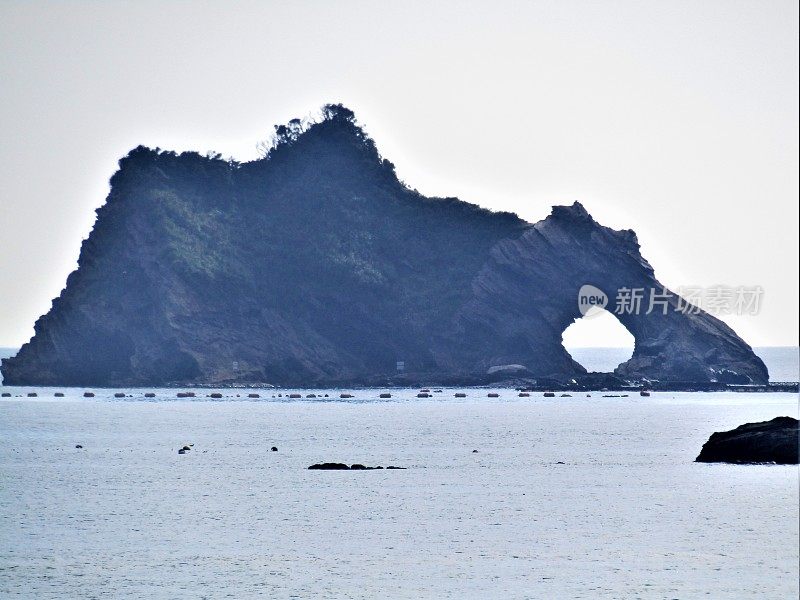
1;0;797;349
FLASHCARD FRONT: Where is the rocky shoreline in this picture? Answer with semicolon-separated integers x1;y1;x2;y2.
1;382;797;398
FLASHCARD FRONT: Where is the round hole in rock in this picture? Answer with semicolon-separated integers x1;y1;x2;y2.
562;308;635;373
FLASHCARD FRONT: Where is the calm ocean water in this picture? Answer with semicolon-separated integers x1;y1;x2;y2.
1;387;798;599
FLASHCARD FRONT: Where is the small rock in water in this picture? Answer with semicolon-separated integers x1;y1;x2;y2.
308;462;406;470
308;462;350;470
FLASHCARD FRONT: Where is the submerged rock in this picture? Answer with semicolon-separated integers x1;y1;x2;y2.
308;462;350;470
696;417;799;464
308;462;405;470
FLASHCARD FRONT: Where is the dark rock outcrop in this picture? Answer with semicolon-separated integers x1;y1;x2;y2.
308;463;350;470
308;462;405;470
696;417;799;464
0;104;767;387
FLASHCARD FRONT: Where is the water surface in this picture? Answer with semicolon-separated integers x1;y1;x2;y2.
1;389;797;598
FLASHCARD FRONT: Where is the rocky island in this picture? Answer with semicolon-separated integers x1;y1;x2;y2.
1;105;769;387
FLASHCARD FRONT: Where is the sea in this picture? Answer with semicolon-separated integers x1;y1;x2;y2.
0;348;798;599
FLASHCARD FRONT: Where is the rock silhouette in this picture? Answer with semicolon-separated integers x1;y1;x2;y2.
308;462;406;470
0;104;767;387
308;463;350;470
696;417;799;464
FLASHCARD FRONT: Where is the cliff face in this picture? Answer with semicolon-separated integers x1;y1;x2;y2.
1;105;768;386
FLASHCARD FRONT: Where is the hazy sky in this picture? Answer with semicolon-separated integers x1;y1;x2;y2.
1;0;797;349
